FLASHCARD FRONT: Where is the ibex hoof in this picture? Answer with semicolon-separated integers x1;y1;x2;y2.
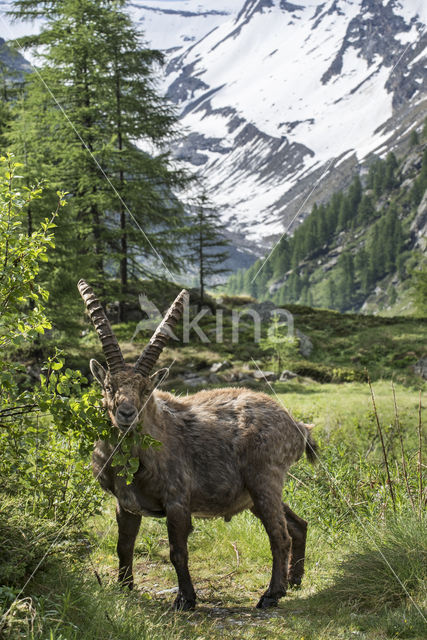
288;576;302;589
172;593;196;611
118;577;134;590
256;594;279;609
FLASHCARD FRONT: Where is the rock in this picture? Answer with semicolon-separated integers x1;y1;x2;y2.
322;255;339;272
410;191;427;251
252;370;277;381
208;373;220;384
401;151;422;176
183;376;208;387
210;361;232;374
182;372;209;387
296;329;313;357
412;358;427;380
228;371;246;382
279;369;297;381
155;587;178;596
401;177;414;190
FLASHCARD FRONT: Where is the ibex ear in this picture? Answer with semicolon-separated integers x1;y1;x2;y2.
90;359;107;386
150;368;169;387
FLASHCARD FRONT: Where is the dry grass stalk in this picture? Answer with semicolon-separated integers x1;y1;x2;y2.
417;391;424;517
368;378;396;512
392;382;415;511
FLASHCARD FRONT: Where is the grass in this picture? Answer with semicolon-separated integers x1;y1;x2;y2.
3;300;426;638
323;513;427;612
5;504;424;639
65;300;427;385
1;379;425;639
274;379;423;450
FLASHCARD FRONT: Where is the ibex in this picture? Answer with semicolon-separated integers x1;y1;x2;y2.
78;280;317;611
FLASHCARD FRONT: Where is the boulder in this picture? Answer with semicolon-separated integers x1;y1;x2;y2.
210;361;232;374
245;300;277;321
412;358;427;380
252;370;277;382
296;329;313;357
183;376;208;387
279;369;298;381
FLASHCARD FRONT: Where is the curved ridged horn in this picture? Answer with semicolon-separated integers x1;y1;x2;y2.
134;289;189;378
77;279;126;374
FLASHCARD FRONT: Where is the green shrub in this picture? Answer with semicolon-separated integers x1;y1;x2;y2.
0;494;90;588
292;361;367;382
218;293;256;307
0;157;106;592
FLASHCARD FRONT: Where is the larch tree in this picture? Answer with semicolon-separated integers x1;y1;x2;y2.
189;193;230;309
8;0;191;324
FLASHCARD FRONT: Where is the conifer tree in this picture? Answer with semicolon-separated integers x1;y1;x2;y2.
410;129;419;147
411;264;427;315
272;236;291;279
384;152;398;191
315;204;328;245
348;175;362;212
357;193;374;224
337;196;351;231
8;0;190;324
189;193;230;309
327;278;337;308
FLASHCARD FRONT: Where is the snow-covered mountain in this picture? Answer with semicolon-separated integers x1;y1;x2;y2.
1;0;426;263
147;0;427;248
127;1;243;52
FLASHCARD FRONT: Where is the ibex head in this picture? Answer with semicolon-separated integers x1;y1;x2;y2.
78;280;188;432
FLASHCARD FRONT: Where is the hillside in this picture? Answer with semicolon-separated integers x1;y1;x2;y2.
161;0;427;259
226;136;427;314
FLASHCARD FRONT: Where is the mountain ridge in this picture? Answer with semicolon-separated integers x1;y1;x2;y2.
161;0;426;251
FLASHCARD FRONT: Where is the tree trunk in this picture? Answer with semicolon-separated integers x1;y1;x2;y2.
119;193;127;321
115;59;127;322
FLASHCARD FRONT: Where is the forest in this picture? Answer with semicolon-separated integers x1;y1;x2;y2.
227;139;427;314
0;1;426;639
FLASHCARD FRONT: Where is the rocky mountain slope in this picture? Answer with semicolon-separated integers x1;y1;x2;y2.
1;0;426;268
159;0;427;246
226;138;427;314
0;35;30;76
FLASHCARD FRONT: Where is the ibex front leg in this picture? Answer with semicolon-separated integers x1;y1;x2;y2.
166;504;196;611
116;502;141;589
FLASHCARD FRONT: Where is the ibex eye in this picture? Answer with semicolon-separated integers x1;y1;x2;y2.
105;385;113;394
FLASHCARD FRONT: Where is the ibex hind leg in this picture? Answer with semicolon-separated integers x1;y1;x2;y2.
249;482;291;609
282;503;308;589
116;503;141;590
166;504;196;611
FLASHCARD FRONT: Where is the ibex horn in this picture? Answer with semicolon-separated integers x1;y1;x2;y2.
134;289;189;378
77;280;126;374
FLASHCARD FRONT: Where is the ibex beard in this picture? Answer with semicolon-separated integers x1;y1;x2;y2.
78;280;317;611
